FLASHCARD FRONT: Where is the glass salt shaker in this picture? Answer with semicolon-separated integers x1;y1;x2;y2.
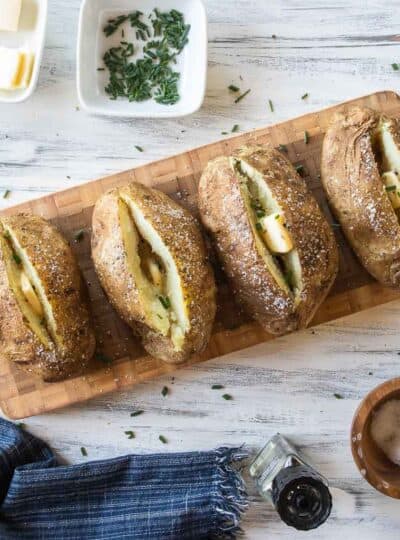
249;433;332;530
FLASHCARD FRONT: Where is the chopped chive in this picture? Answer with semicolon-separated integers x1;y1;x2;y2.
131;410;144;417
159;435;167;444
12;253;21;265
122;28;125;38
385;185;396;192
234;88;251;104
275;214;280;220
158;295;171;309
221;131;229;135
212;384;224;389
231;124;239;133
256;209;265;218
295;164;304;176
272;34;276;39
3;190;10;199
255;222;262;231
124;430;135;439
301;93;309;100
16;422;26;429
304;131;309;144
74;229;85;242
392;63;399;71
134;145;144;152
95;352;112;364
334;393;344;399
97;67;105;71
268;99;274;112
278;144;288;152
222;394;233;400
80;447;88;456
161;386;169;397
228;84;239;92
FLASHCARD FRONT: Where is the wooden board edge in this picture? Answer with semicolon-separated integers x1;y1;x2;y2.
1;90;399;217
3;281;400;420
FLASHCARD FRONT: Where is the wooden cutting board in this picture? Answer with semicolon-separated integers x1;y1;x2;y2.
2;90;400;420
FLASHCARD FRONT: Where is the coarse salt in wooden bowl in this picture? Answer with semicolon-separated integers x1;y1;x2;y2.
351;377;400;499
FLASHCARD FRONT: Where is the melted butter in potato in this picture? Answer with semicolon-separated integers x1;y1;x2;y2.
118;197;189;351
231;158;302;299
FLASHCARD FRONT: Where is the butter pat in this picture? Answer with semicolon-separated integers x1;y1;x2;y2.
0;0;22;31
0;47;34;90
259;213;294;254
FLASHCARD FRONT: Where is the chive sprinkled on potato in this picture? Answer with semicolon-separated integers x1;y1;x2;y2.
80;447;88;456
228;84;239;92
222;394;233;400
125;430;135;439
392;63;399;71
3;190;10;199
268;99;274;112
12;253;21;265
158;295;171;309
161;385;169;397
159;435;168;443
211;384;224;390
301;93;309;100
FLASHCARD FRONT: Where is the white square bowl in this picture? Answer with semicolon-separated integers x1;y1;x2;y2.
0;0;48;103
77;0;207;118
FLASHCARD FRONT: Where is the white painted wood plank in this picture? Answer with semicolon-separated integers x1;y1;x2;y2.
1;1;400;537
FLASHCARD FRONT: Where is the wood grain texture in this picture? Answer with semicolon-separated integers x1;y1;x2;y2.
2;2;400;538
1;90;399;420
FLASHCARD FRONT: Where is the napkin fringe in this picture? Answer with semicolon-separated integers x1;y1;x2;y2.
213;446;248;539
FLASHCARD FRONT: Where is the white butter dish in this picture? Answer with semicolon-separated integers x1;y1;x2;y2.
0;0;48;103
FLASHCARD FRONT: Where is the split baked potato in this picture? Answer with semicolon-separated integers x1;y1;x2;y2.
198;144;338;335
0;214;95;381
321;106;400;287
91;182;216;363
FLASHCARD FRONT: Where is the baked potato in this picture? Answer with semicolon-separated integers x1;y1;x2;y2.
0;214;95;381
91;181;216;363
321;106;400;287
198;144;338;335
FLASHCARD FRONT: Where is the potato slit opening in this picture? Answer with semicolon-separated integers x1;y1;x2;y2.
373;120;400;215
119;197;189;351
231;158;302;299
0;227;54;349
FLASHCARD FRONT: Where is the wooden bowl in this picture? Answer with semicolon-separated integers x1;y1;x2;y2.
351;377;400;498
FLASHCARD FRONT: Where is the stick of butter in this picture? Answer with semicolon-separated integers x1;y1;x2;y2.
0;47;34;90
0;0;22;32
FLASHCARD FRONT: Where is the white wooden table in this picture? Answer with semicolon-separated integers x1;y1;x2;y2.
2;1;400;538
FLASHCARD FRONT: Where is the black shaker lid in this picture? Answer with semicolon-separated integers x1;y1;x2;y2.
272;465;332;531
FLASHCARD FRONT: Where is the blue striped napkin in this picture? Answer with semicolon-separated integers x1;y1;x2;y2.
0;418;248;539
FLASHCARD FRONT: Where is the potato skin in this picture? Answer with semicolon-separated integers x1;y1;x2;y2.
198;145;338;334
321;106;400;287
91;182;216;363
0;214;95;382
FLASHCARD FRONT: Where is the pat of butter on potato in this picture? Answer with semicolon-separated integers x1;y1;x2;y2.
259;213;294;254
0;0;22;32
382;171;400;210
